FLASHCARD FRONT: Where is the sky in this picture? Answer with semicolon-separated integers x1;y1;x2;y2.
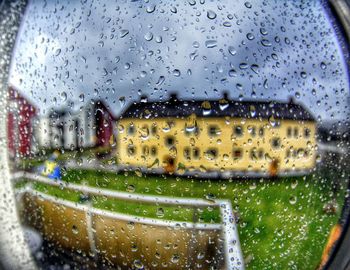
9;0;350;122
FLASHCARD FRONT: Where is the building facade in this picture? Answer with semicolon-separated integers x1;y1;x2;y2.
116;94;317;177
34;100;115;151
7;87;37;158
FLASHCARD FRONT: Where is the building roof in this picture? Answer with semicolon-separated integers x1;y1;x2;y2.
119;94;316;122
48;99;117;120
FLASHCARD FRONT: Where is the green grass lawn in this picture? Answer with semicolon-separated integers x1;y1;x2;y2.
15;166;347;270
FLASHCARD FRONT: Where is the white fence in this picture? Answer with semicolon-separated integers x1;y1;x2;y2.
13;171;244;270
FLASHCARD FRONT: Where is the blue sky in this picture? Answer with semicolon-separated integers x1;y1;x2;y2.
9;0;350;121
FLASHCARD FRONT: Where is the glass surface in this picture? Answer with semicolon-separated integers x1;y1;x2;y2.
2;0;350;269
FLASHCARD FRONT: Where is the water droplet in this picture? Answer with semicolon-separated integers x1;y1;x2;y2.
260;28;268;35
197;252;205;259
300;71;307;79
249;105;256;117
261;39;272;47
55;48;61;56
205;193;216;203
192;41;200;48
289;196;297;205
131;244;138;252
127;184;135;193
135;168;143;177
320;62;327;70
140;70;147;78
229;69;237;77
144;32;153;41
119;29;129;38
201;101;212;116
263;79;268;89
172;69;181;77
223;21;232;27
207;10;217;20
170;6;177;13
140;125;149;139
228;46;236;56
60;92;67;101
156;76;165;86
155;186;163;194
127;221;135;230
246;33;255;40
98;40;104;47
124;63;131;70
133;259;144;269
250;64;259;74
155;36;162;43
291;180;298;189
268;116;279;127
156;207;165;218
146;4;156;13
205;40;217;48
72;225;79;235
239;63;249;70
119;96;126;108
219;101;229;111
244;2;252;8
188;0;196;6
171;254;180;263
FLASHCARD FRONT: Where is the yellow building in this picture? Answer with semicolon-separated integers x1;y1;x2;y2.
116;94;317;177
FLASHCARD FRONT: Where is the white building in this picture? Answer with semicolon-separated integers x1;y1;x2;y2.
34;100;115;151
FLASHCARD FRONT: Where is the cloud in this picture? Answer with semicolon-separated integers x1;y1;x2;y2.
9;0;350;121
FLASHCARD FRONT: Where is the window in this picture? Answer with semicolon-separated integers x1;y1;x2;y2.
142;145;149;156
150;146;157;157
193;147;200;159
271;137;281;149
205;148;218;160
233;148;243;160
304;128;311;138
165;136;175;147
286;149;291;158
127;144;136;156
294;127;299;138
151;125;157;136
234;125;243;137
140;125;149;139
287;127;292;137
259;127;264;137
184;147;190;159
305;150;310;158
184;147;200;160
208;125;221;137
250;148;258;160
128;124;135;135
250;126;256;137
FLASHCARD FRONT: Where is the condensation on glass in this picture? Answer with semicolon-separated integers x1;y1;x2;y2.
1;0;349;269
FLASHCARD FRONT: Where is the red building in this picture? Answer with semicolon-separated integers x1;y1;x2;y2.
94;100;115;148
7;86;37;157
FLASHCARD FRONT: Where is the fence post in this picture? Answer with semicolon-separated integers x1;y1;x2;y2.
85;202;98;259
219;200;245;270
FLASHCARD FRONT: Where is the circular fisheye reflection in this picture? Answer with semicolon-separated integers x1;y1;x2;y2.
3;0;350;269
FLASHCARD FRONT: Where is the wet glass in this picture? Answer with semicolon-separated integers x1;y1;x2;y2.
1;0;350;269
